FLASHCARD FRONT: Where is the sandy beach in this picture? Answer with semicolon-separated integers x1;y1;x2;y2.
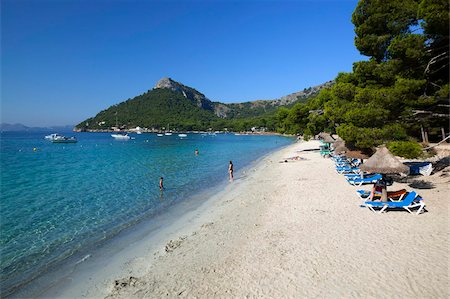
49;140;448;298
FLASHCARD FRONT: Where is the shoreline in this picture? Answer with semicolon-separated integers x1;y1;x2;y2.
13;140;449;298
103;140;447;298
71;129;291;137
11;140;294;298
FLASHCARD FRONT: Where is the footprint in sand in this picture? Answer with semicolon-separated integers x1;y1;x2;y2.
165;236;187;253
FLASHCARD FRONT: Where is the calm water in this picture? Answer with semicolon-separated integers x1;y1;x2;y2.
0;131;292;295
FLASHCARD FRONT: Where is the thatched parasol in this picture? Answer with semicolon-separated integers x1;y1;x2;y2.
345;150;370;160
318;132;335;144
332;138;343;148
360;146;409;202
359;147;409;174
334;144;348;154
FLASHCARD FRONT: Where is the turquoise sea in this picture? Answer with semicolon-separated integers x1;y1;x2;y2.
0;131;292;296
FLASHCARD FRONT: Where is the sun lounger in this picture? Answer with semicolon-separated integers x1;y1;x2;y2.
364;191;425;215
357;189;407;200
347;174;382;186
334;158;360;167
345;173;374;179
334;161;350;167
336;166;360;174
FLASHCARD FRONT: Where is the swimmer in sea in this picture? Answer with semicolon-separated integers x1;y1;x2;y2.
159;177;164;190
229;160;234;182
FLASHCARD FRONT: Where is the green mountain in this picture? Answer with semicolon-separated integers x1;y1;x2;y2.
75;77;333;132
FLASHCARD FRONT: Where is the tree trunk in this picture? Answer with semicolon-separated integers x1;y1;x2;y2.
442;127;446;142
421;126;426;143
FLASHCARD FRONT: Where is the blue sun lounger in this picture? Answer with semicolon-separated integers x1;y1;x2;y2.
357;188;407;201
364;191;425;215
336;166;360;174
347;174;382;186
345;173;376;179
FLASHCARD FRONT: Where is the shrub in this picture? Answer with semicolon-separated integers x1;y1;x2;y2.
387;141;423;159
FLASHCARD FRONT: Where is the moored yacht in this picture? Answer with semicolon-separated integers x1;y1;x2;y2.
51;136;77;143
111;133;131;140
44;133;64;140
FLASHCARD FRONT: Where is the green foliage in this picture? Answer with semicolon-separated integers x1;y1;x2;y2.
418;0;449;37
76;77;324;132
352;0;419;61
387;141;423;158
436;83;449;98
76;88;218;131
76;0;447;143
336;124;383;149
274;0;448;147
381;123;409;141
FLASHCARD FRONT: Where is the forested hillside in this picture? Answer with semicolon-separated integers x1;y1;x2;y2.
77;88;218;131
276;0;449;154
75;78;330;132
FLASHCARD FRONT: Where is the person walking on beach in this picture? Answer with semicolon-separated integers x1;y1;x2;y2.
228;160;234;182
159;177;164;190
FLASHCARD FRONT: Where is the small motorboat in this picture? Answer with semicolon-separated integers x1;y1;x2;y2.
157;133;164;137
164;132;173;136
51;136;77;143
45;133;64;140
111;133;130;140
178;134;187;138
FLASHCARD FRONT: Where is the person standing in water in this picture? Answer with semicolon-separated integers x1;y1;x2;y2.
228;160;234;182
195;149;199;156
159;177;164;190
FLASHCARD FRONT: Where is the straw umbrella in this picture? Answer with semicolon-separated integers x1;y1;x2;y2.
346;150;370;178
345;150;370;160
334;143;348;154
318;132;335;144
332;138;343;148
360;146;409;202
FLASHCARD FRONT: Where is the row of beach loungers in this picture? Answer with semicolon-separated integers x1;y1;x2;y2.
330;155;426;215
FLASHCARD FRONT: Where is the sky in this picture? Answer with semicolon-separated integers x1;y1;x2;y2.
1;0;366;127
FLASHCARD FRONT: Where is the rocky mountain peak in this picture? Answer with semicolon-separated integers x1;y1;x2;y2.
154;77;214;111
154;77;183;92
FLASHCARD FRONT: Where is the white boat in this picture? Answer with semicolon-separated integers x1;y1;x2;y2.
51;136;77;143
157;133;164;137
178;134;187;138
136;131;142;135
111;133;130;140
45;133;64;140
164;132;173;136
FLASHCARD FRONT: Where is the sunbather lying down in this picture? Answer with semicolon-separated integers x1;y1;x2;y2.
279;156;306;163
357;189;407;201
283;156;306;162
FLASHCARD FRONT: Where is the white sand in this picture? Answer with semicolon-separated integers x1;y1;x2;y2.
50;140;449;298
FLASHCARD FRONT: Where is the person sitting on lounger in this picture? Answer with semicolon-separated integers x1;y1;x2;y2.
370;178;386;200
